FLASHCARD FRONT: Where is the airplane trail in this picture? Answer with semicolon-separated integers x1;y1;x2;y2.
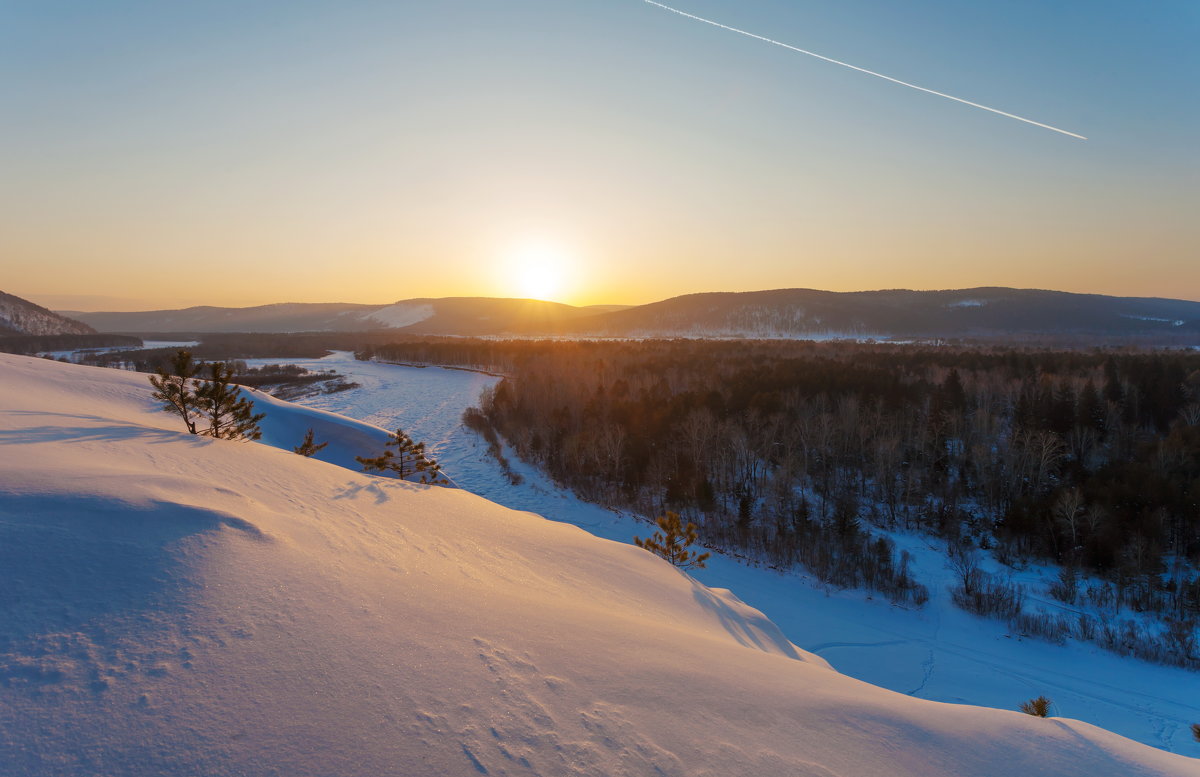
643;0;1087;140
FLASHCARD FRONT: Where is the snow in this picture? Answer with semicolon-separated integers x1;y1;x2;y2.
37;339;199;363
245;352;1200;755
2;353;1198;776
1120;315;1188;326
623;327;888;341
362;302;435;328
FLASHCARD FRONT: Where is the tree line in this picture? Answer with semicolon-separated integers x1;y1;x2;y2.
2;333;141;355
360;338;1200;664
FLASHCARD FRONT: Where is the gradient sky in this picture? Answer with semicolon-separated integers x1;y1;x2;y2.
3;0;1197;310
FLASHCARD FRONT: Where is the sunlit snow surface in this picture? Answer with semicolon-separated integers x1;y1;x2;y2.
1;352;1197;776
361;303;435;328
246;351;1200;755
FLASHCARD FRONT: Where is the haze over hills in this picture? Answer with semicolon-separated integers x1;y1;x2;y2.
61;298;624;336
61;287;1200;341
0;291;95;336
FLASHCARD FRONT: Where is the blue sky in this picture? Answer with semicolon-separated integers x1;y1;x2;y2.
3;0;1197;308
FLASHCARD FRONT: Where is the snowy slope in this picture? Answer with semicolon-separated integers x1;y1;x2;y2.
246;352;1200;754
362;302;435;328
0;354;1195;777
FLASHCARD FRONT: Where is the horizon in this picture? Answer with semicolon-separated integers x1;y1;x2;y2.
3;1;1197;308
16;283;1200;314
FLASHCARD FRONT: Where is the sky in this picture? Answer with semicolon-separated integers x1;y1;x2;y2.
2;0;1197;310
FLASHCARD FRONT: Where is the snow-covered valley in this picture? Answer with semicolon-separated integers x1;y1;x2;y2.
1;351;1197;775
242;351;1200;756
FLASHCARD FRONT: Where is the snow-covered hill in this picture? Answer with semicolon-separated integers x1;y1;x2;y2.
0;354;1195;776
248;352;1200;753
64;297;604;335
65;288;1200;341
0;290;95;335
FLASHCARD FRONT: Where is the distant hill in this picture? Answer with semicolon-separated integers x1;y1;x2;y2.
382;298;613;335
0;291;95;336
66;297;617;335
556;287;1200;340
63;288;1200;341
61;302;384;334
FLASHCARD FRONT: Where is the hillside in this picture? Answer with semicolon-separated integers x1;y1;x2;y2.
0;290;95;335
0;354;1195;776
61;301;386;333
65;297;606;335
558;287;1200;339
64;288;1200;340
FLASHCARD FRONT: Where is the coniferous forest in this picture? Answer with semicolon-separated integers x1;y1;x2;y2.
360;339;1200;667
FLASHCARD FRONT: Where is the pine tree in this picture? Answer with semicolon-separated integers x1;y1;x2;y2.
1019;696;1052;717
149;351;264;440
356;428;447;484
195;361;264;440
149;350;201;434
940;368;966;411
634;511;710;570
294;428;329;457
1192;722;1200;743
1076;380;1105;432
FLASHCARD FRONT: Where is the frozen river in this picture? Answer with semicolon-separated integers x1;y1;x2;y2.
247;350;1200;754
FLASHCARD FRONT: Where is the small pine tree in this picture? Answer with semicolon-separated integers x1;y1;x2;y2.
1019;696;1052;717
148;350;263;440
294;428;329;457
195;361;264;440
149;350;201;434
634;511;711;570
356;428;447;484
1192;722;1200;743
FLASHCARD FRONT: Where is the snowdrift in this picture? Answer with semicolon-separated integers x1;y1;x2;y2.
0;354;1194;777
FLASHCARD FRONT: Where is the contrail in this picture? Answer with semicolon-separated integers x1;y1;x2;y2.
643;0;1087;140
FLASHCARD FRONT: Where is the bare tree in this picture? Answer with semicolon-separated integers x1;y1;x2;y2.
946;540;981;596
1028;430;1067;495
1053;487;1086;551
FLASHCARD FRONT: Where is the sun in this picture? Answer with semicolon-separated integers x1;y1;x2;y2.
506;242;572;302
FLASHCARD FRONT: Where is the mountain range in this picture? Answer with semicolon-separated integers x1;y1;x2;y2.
55;287;1200;340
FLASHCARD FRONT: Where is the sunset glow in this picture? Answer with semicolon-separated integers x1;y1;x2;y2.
4;3;1200;773
1;1;1196;310
504;242;573;302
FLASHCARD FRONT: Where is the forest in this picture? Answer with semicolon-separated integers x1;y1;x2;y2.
360;338;1200;667
0;333;141;354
